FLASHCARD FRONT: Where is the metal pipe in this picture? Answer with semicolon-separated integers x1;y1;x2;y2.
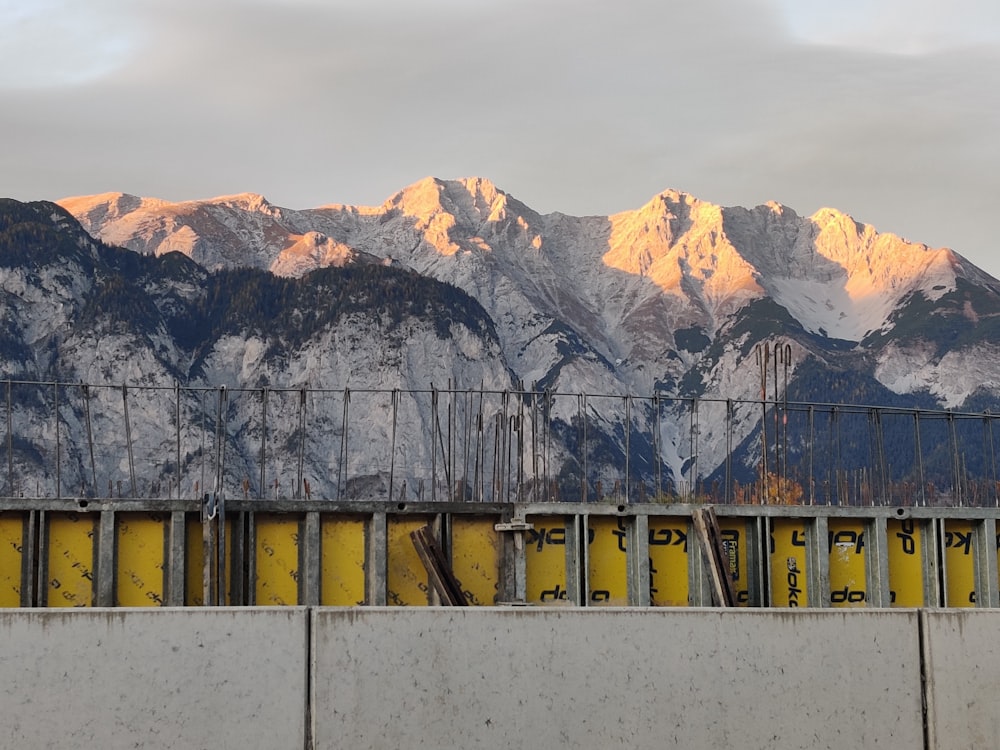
624;395;631;504
581;393;588;503
53;381;61;499
258;387;268;500
122;384;136;497
431;387;438;503
214;385;227;499
388;389;399;501
175;383;182;500
914;412;926;507
338;388;350;500
82;384;97;495
5;379;12;496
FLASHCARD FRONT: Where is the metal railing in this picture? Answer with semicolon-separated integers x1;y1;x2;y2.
3;378;1000;506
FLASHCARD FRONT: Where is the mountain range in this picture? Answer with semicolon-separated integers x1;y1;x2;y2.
3;177;1000;502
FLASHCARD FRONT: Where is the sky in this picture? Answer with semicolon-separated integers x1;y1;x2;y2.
1;0;998;277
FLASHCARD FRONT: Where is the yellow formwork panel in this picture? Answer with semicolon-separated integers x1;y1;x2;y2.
46;513;96;607
116;513;168;607
943;519;977;607
717;518;751;607
320;515;366;606
648;517;690;607
0;513;24;607
185;516;234;606
887;518;924;607
828;518;867;608
587;516;628;606
387;516;433;606
255;514;302;606
769;518;808;607
450;516;500;606
525;515;570;605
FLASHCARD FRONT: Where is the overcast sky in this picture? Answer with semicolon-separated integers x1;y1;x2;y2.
2;0;998;277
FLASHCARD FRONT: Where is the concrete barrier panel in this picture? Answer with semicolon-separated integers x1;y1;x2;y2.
0;608;307;748
923;610;1000;749
312;608;923;749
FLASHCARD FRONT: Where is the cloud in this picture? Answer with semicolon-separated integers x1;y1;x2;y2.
770;0;1000;54
0;0;142;88
1;0;998;277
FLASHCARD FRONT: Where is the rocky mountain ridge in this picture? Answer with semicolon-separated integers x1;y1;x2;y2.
2;178;999;501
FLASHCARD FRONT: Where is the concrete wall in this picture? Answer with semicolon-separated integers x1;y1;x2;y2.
7;607;1000;749
0;608;308;749
312;608;924;749
923;611;1000;750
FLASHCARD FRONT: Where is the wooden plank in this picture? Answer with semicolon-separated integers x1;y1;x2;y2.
693;507;737;607
409;526;467;606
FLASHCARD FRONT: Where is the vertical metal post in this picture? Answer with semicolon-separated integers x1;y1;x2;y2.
581;393;584;503
448;381;455;500
530;386;538;503
175;383;182;499
564;513;583;606
781;343;791;486
773;346;780;486
463;389;473;502
724;399;733;504
628;514;651;606
472;390;483;502
122;384;136;497
199;389;208;500
53;381;61;499
987;411;998;507
756;344;769;489
833;407;843;504
543;389;551;502
431;387;438;502
168;511;186;606
624;395;631;504
914;412;926;506
258;387;268;500
388;389;399;502
214;386;228;499
501;390;510;502
96;510;116;607
303;512;321;607
6;379;12;496
948;411;961;506
338;388;349;500
518;384;525;502
866;516;891;607
975;518;999;607
367;512;387;605
296;388;307;499
215;493;226;607
82;384;97;495
653;395;662;501
808;405;815;505
579;394;588;503
691;398;699;499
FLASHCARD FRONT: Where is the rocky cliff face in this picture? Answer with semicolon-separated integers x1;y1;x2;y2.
4;178;1000;501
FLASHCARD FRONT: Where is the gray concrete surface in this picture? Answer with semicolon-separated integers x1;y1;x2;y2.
923;610;1000;750
0;608;308;749
311;608;924;749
